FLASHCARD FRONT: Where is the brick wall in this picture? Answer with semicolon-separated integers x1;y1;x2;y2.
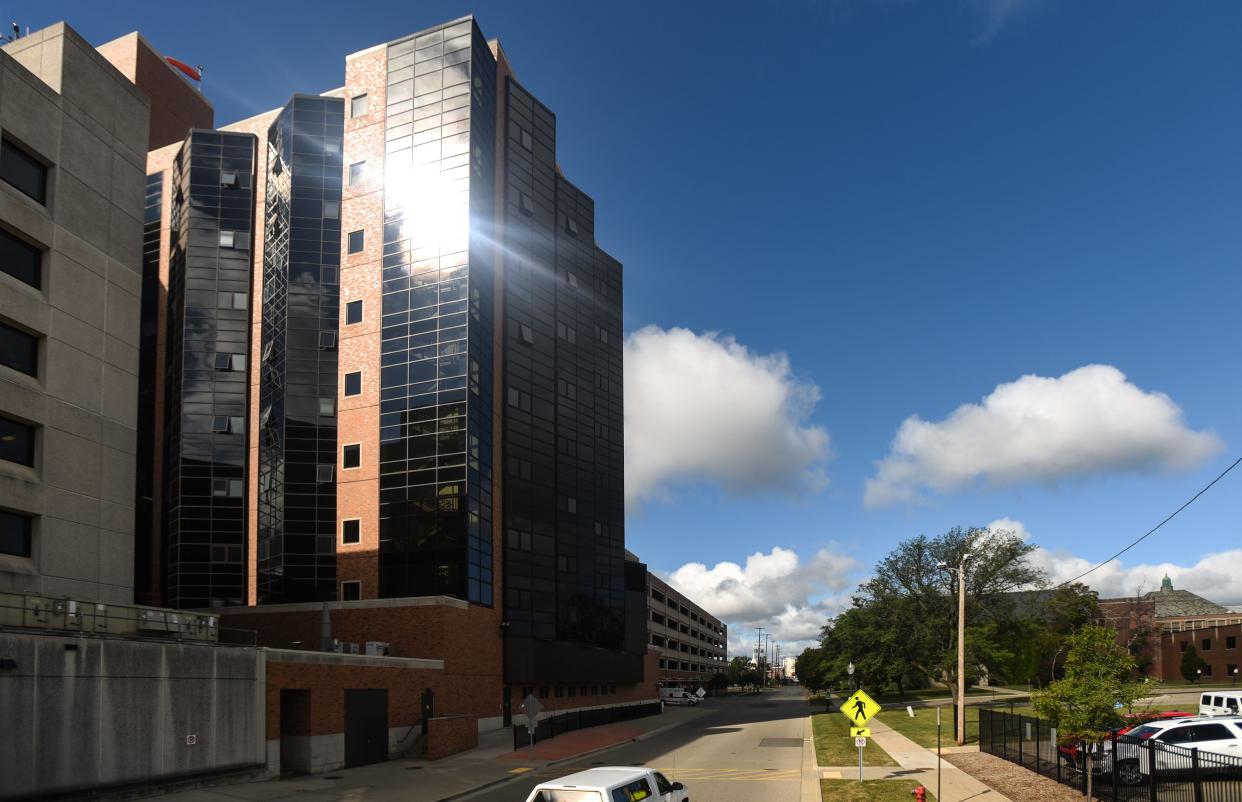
427;716;478;759
1160;623;1242;683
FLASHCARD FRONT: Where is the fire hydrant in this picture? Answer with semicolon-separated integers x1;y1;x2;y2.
911;785;927;802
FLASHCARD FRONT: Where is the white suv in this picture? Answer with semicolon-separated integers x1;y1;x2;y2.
1126;716;1242;778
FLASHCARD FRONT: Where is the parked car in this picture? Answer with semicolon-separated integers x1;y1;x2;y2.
1200;691;1242;717
1130;716;1242;779
1057;710;1194;785
525;767;690;802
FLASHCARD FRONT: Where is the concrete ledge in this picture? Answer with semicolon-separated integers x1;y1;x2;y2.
209;595;469;615
263;648;444;670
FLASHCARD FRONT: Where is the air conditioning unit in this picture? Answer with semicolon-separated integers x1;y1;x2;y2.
365;641;390;656
343;642;360;654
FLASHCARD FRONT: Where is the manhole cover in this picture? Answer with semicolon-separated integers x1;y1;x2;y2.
759;738;803;748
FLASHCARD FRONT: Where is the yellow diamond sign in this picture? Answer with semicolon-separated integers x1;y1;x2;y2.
840;689;881;726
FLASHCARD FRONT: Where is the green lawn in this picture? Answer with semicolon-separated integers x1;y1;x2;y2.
821;779;937;802
812;712;898;767
875;704;1036;748
871;687;998;704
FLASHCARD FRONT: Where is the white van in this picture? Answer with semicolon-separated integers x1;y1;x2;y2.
1199;691;1242;716
525;767;690;802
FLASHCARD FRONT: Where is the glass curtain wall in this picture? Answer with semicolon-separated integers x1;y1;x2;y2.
164;131;257;608
377;17;495;604
257;96;345;604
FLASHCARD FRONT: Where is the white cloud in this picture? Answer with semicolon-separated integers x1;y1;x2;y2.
986;518;1242;606
865;365;1223;508
663;546;858;656
624;326;831;508
962;0;1045;41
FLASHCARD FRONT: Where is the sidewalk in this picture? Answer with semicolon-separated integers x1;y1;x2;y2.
149;705;709;802
812;696;1013;802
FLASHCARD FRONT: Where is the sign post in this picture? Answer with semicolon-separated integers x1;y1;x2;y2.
937;705;942;802
839;689;881;783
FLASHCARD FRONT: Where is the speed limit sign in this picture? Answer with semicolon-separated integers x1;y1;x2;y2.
854;736;867;748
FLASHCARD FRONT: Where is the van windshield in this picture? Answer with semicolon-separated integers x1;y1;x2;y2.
531;791;604;802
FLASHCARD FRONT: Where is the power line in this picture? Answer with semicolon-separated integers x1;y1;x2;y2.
1055;455;1242;589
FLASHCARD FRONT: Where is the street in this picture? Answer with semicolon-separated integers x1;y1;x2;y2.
465;686;811;802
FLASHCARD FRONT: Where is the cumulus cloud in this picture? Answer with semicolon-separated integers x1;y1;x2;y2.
986;518;1242;606
865;365;1223;508
663;546;858;655
624;327;831;508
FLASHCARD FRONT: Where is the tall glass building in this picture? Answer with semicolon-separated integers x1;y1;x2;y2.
163;130;258;609
256;95;345;604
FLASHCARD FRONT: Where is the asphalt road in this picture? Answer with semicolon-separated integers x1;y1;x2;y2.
463;686;810;802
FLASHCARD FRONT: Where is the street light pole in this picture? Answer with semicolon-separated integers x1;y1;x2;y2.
938;552;973;747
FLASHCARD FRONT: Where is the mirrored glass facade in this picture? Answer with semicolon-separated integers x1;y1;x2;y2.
135;171;163;604
376;19;496;604
164;131;257;608
257;96;345;604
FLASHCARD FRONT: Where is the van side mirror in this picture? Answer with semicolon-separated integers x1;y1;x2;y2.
670;782;684;791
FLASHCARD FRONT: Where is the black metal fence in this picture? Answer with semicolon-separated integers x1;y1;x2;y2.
980;708;1242;802
513;701;663;751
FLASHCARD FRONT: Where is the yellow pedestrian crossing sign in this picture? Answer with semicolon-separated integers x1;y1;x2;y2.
840;689;881;726
850;726;871;737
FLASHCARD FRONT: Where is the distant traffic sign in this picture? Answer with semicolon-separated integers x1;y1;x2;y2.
840;689;881;726
855;736;868;748
850;727;872;738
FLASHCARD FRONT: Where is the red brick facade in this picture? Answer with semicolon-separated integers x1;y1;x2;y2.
1160;623;1242;683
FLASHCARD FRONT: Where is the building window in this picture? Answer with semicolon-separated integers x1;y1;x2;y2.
1204;638;1213;651
347;230;364;254
344;371;362;396
219;230;237;248
316;464;334;483
343;443;361;469
341;581;361;601
1;138;47;204
220;170;239;188
566;497;577;515
1204;664;1213;677
1228;636;1237;650
518;324;534;345
0;228;42;289
506;386;530;411
0;321;39;377
556;323;576;344
519;129;533;151
554;686;564;698
346;300;363;325
557;379;577;401
324;200;339;219
0;509;33;557
349;161;366;186
211;478;243;497
0;415;36;466
211;416;243;434
319;331;337;350
539;687;548;699
519;192;534;216
565;217;579;236
319;397;335;416
350;93;369;118
342;519;361;545
566;271;579;289
215;353;245;371
219;292;248;310
1180;641;1189;653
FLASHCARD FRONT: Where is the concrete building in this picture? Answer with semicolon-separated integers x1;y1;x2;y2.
644;565;727;690
0;24;151;604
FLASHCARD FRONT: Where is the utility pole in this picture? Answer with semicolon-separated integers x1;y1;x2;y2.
755;627;764;687
938;552;974;747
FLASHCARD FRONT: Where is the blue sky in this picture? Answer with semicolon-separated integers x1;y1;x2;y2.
25;0;1241;652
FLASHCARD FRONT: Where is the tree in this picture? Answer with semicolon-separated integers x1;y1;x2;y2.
795;647;828;694
850;526;1045;705
725;656;752;687
1181;644;1208;683
1032;626;1144;800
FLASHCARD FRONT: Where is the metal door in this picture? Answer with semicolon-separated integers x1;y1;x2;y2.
344;689;388;768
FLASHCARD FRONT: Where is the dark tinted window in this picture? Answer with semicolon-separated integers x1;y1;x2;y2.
351;94;368;118
1;139;47;203
348;161;365;186
1190;724;1235;741
344;371;361;396
0;416;35;466
347;230;364;254
0;509;32;557
346;300;363;324
341;581;361;601
342;519;360;544
343;443;360;469
1159;726;1194;744
0;321;38;376
0;228;42;288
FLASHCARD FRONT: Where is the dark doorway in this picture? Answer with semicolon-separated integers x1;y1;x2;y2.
344;689;388;768
280;689;312;774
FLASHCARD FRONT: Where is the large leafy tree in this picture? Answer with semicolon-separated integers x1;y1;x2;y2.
1032;626;1145;799
1180;644;1208;683
1000;583;1102;686
848;526;1045;704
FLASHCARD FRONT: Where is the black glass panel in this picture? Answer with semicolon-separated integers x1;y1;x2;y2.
0;509;33;557
0;415;36;466
0;139;47;204
0;321;38;376
0;228;42;288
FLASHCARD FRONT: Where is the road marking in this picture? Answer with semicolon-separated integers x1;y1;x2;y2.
508;767;533;774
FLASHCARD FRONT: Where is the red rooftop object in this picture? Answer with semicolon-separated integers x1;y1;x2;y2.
165;56;201;81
